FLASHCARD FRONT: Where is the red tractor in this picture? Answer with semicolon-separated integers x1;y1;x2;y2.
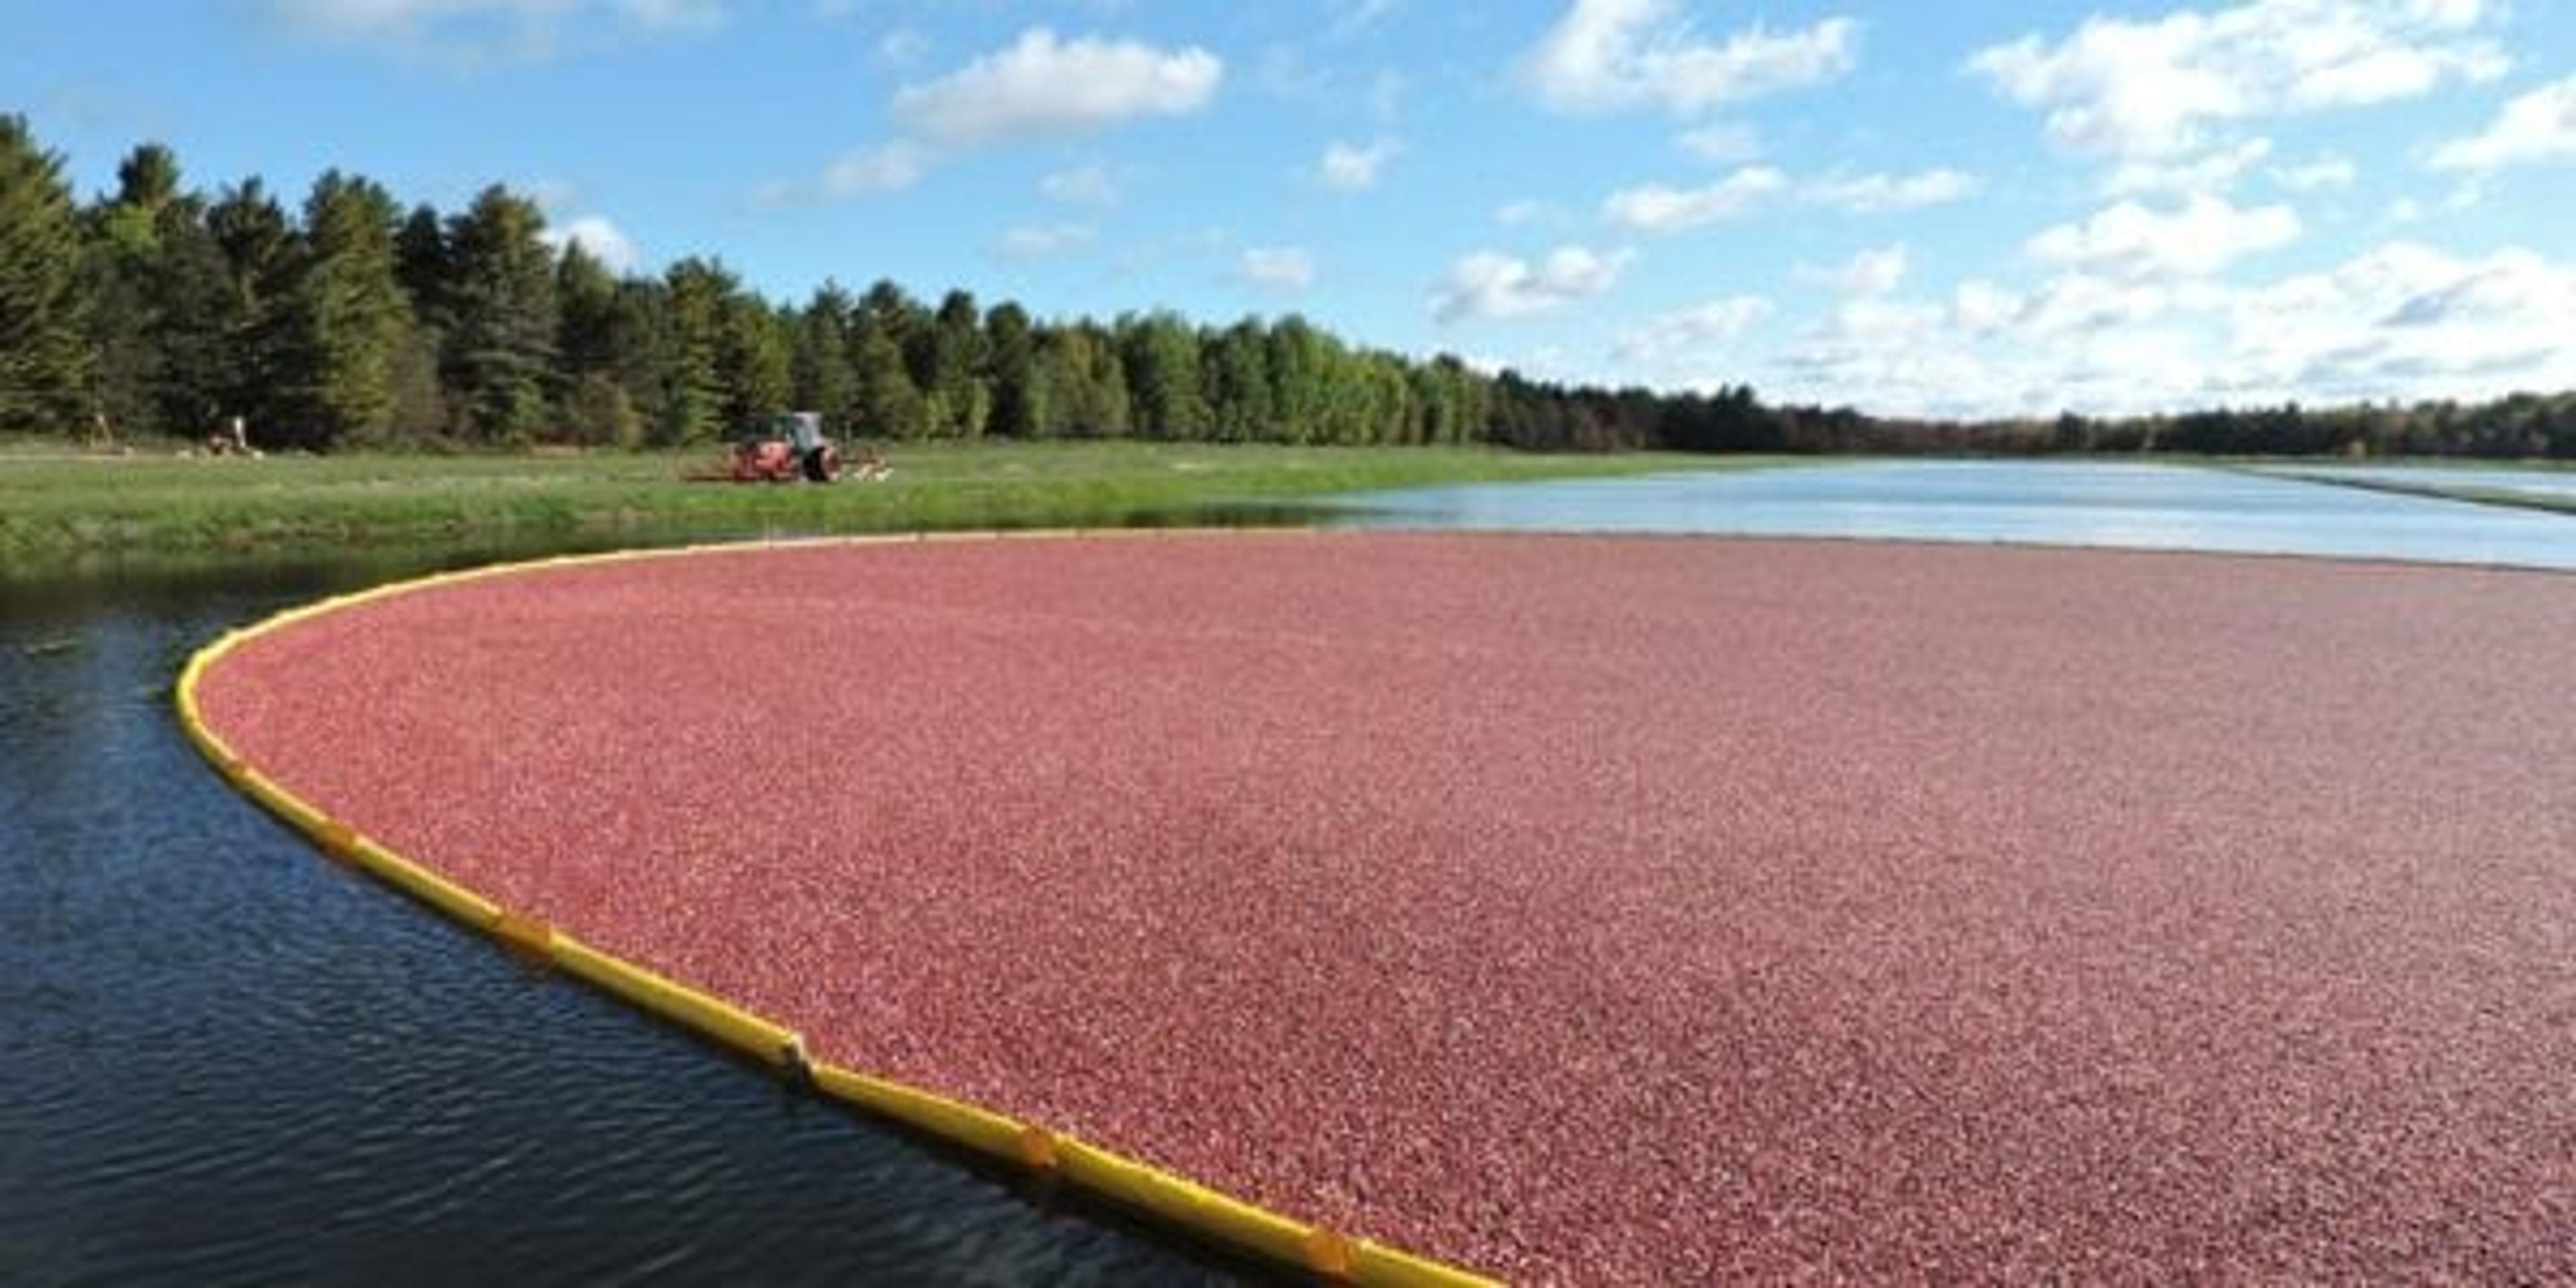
692;411;841;483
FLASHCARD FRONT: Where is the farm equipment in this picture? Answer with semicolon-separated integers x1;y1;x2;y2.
690;411;842;483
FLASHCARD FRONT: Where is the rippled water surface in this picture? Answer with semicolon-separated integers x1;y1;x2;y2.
0;559;1259;1287
1338;460;2576;569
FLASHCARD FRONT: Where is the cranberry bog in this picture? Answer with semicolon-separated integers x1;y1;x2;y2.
182;531;2576;1283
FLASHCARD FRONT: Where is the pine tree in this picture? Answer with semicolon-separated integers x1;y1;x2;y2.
717;292;790;431
983;300;1040;438
552;239;634;445
792;283;857;428
146;198;232;437
855;280;932;439
77;144;184;437
280;170;410;448
849;310;928;440
394;204;449;324
443;185;557;443
654;258;731;445
554;237;620;377
205;179;301;444
0;115;95;433
600;278;667;441
924;288;988;437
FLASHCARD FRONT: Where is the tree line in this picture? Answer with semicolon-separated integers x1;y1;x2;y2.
1;119;1508;453
1497;381;2576;460
2;117;2568;459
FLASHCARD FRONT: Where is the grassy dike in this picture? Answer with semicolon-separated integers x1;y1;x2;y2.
2231;464;2576;517
0;441;1763;572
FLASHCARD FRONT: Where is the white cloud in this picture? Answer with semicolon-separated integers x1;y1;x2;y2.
2012;271;2188;338
2221;241;2576;400
1522;0;1857;115
1603;165;1975;231
1767;235;2576;418
1969;0;2507;160
756;139;930;206
2429;73;2576;172
1495;200;1568;228
1823;297;1951;346
874;27;928;66
1675;122;1762;163
1799;244;1909;297
1774;294;1996;415
1614;295;1774;366
1040;162;1120;206
822;140;929;196
996;221;1096;260
1317;138;1401;191
1804;167;1980;212
1603;166;1787;230
2027;193;2300;280
1239;246;1316;292
1949;280;2021;336
893;28;1222;146
2104;137;2272;195
2269;154;2357;191
1432;244;1635;324
542;214;637;273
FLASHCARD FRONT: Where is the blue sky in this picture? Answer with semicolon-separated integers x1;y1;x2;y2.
7;1;2572;417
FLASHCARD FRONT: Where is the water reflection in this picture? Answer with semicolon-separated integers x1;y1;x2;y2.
1336;460;2576;570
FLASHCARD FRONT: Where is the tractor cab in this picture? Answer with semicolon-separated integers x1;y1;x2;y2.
780;411;825;458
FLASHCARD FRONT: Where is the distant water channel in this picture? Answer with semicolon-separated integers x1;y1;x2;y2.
2248;462;2576;504
1336;459;2576;570
5;461;2570;1285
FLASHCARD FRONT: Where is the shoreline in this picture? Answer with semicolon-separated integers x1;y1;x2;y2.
0;441;1754;570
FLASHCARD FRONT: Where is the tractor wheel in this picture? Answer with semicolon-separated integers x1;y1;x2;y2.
804;444;841;482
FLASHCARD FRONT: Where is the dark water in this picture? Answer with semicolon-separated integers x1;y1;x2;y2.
1;553;1264;1287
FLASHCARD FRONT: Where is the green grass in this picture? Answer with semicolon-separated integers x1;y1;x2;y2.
0;441;1769;572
